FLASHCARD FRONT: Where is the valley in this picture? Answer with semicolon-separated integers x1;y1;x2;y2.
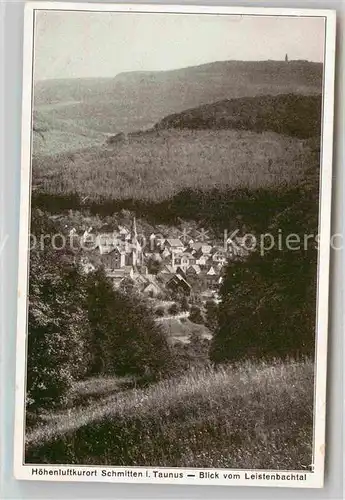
33;59;322;155
27;58;321;471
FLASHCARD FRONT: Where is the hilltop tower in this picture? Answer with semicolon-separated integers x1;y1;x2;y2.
285;53;289;62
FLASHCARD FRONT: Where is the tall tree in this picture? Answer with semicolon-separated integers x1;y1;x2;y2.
210;142;320;363
27;210;91;409
87;268;173;378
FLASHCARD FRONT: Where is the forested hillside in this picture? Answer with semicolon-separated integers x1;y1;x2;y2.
32;92;321;213
156;94;321;139
33;60;322;155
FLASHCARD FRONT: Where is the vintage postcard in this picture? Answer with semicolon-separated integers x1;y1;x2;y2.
14;2;336;488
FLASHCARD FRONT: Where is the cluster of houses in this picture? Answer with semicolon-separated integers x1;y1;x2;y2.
75;218;248;300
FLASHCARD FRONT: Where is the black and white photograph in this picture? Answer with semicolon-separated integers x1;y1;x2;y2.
14;2;336;488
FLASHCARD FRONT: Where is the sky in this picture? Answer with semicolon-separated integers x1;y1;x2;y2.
33;10;325;81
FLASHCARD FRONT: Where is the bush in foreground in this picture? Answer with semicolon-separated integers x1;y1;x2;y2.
87;268;173;379
27;211;173;411
27;212;92;411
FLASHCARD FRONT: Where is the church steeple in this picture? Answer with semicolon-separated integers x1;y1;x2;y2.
132;216;138;245
131;216;141;267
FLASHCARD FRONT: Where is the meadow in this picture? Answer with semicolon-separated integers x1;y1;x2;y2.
26;358;313;470
33;109;106;156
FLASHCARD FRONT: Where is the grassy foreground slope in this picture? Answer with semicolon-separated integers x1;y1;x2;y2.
33;60;322;155
26;358;313;469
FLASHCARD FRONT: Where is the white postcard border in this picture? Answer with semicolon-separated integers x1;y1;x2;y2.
13;2;336;488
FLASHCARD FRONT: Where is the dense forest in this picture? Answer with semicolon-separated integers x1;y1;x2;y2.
156;94;321;139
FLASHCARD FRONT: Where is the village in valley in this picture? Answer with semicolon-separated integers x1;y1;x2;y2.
63;215;249;326
24;4;324;470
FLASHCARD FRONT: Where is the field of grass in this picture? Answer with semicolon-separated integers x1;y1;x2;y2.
33;109;107;156
66;375;137;408
26;358;314;469
32;129;312;203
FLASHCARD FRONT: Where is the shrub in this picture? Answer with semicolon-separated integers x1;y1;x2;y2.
205;300;218;331
147;256;163;275
180;295;190;312
87;268;173;379
168;303;180;315
189;305;204;324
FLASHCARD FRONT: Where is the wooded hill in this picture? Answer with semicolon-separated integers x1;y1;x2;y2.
155;94;321;139
33;60;322;155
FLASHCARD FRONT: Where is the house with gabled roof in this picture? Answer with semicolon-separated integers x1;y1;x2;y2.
106;266;134;288
142;275;165;298
190;243;213;255
156;272;174;287
205;266;220;288
211;247;227;265
133;273;149;288
195;253;210;266
161;247;172;260
173;252;196;271
175;266;187;278
165;274;191;296
81;227;98;249
163;238;185;253
186;264;202;276
101;246;126;269
118;225;131;241
206;265;217;276
159;264;175;274
135;264;148;276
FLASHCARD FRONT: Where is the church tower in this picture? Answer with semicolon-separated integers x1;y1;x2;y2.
131;216;142;267
133;216;138;245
